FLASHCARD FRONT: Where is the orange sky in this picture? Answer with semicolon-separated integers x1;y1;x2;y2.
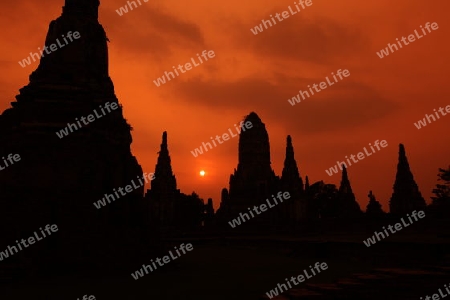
1;0;449;211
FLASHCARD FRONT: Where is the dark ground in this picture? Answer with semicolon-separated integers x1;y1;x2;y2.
1;218;449;299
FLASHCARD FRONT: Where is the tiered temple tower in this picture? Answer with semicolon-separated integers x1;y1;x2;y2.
218;112;280;225
389;144;426;215
145;132;209;230
337;166;362;217
280;135;306;222
145;131;180;226
0;0;147;274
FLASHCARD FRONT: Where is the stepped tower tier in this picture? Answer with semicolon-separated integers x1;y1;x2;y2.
228;112;280;209
0;0;147;275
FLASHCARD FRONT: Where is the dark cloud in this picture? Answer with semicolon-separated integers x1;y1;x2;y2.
282;83;401;134
102;4;205;58
230;13;370;64
171;76;399;133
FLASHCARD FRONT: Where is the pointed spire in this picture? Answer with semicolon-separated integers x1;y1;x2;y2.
286;135;294;161
305;175;310;191
389;144;426;214
337;166;362;217
280;135;305;221
152;131;177;193
161;131;168;152
281;135;303;192
398;144;409;169
339;165;353;194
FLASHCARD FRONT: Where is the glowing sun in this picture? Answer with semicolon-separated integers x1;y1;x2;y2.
199;170;206;177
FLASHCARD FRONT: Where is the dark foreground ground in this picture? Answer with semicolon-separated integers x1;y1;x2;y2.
0;230;449;300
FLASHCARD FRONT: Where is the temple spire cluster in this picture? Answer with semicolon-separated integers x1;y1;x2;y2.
0;0;442;284
217;112;310;226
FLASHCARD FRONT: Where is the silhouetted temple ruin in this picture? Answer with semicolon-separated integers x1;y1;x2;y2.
145;132;213;231
145;131;179;226
217;112;281;226
337;166;363;217
214;112;373;227
0;0;441;282
389;144;427;215
0;0;148;275
365;190;385;217
1;2;449;299
280;135;307;224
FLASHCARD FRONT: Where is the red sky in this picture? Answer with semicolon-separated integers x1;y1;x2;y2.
1;0;449;211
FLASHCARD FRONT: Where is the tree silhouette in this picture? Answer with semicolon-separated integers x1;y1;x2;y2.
308;181;339;218
430;166;450;217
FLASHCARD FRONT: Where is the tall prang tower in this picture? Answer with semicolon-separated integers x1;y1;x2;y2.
337;166;362;217
218;112;280;224
145;131;180;226
145;132;208;231
0;0;147;274
280;135;306;222
389;144;426;215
